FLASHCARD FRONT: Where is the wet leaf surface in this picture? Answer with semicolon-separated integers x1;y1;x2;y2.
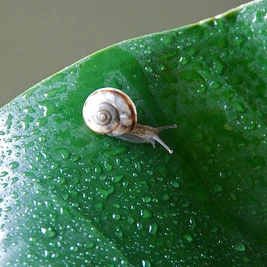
0;0;266;265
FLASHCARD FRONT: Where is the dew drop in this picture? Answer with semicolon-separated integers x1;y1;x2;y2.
142;196;152;203
86;242;95;248
112;174;124;183
184;234;193;243
58;147;71;159
140;209;153;219
157;63;166;72
233;102;246;113
22;115;34;130
170;181;179;189
145;66;153;73
114;228;123;239
103;160;113;171
39;101;57;117
37;118;48;127
70;246;78;252
127;216;135;224
188;217;196;231
233;242;245;252
41;227;57;238
212;183;223;193
134;162;142;171
141;259;151;267
112;213;121;221
11;192;19;199
5;113;13;130
0;171;9;177
98;185;114;200
147;170;153;176
148;222;158;235
197;83;207;93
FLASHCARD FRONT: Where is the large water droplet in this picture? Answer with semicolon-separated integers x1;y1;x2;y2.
22;115;34;130
148;223;158;235
9;162;19;169
41;227;57;238
140;209;153;219
112;213;121;221
233;242;245;252
141;259;151;267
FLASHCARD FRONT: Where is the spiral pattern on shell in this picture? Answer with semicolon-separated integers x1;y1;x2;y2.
82;88;137;136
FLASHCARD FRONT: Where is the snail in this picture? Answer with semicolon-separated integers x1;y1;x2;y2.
82;87;177;154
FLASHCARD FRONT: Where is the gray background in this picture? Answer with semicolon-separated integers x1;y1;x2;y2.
0;0;251;107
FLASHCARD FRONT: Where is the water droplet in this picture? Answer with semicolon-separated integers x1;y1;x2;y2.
5;114;13;130
148;223;158;235
103;160;113;171
57;148;71;159
9;162;19;169
38;100;57;117
70;246;78;252
140;209;153;219
145;66;153;73
39;136;47;142
212;183;223;193
147;170;153;176
170;181;179;189
41;227;57;238
37;118;48;127
157;63;166;72
112;174;124;183
11;177;19;184
23;106;35;113
188;217;196;231
98;185;114;200
11;192;19;199
142;196;152;203
112;213;121;221
114;228;123;239
141;259;151;267
0;171;8;177
22;115;34;130
212;58;224;75
197;83;207;93
134;162;142;171
233;102;246;113
45;86;67;98
86;242;95;249
127;216;135;224
184;234;193;243
233;242;245;252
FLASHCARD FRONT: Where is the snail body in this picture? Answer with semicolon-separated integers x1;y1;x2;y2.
82;87;176;154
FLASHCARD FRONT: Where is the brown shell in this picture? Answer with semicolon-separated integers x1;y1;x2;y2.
82;88;137;136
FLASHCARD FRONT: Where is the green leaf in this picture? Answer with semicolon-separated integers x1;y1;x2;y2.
1;0;266;265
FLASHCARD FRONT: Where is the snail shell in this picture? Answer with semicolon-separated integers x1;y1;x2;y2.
82;88;137;136
83;88;176;154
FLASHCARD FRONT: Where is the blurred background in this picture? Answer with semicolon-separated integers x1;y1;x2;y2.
0;0;251;107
